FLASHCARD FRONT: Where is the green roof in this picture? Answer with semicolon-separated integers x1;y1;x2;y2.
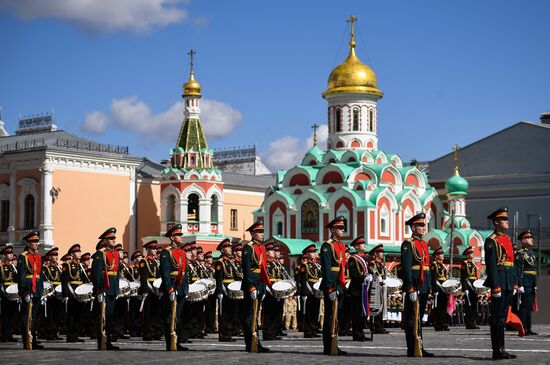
267;236;317;255
304;145;325;160
446;174;469;196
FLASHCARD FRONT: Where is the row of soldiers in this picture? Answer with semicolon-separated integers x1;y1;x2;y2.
0;206;539;358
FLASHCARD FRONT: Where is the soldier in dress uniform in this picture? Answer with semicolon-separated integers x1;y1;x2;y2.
401;213;434;357
159;224;189;351
178;241;196;343
515;230;538;336
299;244;321;338
460;246;480;329
368;244;388;334
91;227;121;350
348;236;372;341
430;247;450;331
242;221;271;353
0;245;18;342
230;241;244;336
17;231;44;349
274;245;288;337
39;247;63;340
61;244;88;342
79;252;93;339
262;242;280;341
294;254;307;332
320;216;348;356
139;241;162;341
484;207;517;360
203;251;216;334
112;245;131;341
190;245;208;339
215;238;239;342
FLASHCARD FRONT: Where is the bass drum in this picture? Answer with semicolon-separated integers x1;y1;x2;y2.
5;283;19;301
187;282;209;302
226;281;244;300
442;279;461;294
473;279;487;294
271;280;297;300
312;279;323;299
196;278;216;296
75;283;94;302
42;281;54;297
385;277;403;295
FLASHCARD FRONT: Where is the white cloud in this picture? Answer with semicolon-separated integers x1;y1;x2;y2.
81;96;242;142
0;0;188;33
262;124;328;171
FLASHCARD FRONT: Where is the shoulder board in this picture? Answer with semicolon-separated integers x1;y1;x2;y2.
488;233;497;240
21;251;28;256
326;239;333;244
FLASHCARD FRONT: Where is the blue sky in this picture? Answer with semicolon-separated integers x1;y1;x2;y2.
1;0;549;171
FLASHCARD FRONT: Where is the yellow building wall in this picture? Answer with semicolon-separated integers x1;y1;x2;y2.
136;180;161;249
52;169;130;254
223;190;265;240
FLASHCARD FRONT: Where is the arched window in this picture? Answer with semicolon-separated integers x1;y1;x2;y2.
24;195;35;229
335;108;342;132
166;195;176;223
301;199;319;234
211;195;219;223
277;222;283;236
187;193;200;222
369;109;374;132
380;205;389;236
353;108;359;131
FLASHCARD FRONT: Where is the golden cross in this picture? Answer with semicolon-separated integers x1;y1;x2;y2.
188;49;196;73
311;123;319;146
453;144;460;176
346;15;358;45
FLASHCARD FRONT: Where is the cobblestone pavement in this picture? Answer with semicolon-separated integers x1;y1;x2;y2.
2;325;549;364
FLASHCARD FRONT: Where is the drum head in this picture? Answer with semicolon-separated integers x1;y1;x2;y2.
473;279;485;287
130;282;140;289
313;281;321;290
189;282;207;293
153;278;162;288
6;283;18;293
119;279;130;288
273;281;292;291
43;281;52;289
75;283;93;294
55;285;62;293
385;277;402;287
227;281;242;291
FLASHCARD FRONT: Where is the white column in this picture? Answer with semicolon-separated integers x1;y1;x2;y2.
7;168;16;243
199;198;211;234
128;170;136;254
40;164;54;248
179;197;188;233
217;202;224;234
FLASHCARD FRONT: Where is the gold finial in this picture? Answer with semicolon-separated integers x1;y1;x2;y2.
346;15;358;48
311;123;319;146
188;49;196;75
453;144;460;176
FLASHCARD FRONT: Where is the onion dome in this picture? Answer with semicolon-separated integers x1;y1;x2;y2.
445;172;468;196
183;72;201;97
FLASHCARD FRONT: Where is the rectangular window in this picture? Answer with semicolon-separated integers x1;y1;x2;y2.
0;200;9;231
230;209;238;231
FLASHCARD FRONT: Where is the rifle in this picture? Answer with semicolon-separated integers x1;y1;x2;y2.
413;297;423;357
26;298;33;350
330;296;338;356
170;298;177;351
99;299;107;350
250;297;259;352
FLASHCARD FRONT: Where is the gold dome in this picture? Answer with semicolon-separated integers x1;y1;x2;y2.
323;22;383;98
183;71;201;97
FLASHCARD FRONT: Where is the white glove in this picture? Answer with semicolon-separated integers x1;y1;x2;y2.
464;290;469;297
169;292;176;302
329;290;337;302
518;286;525;294
62;297;69;305
217;293;223;302
24;294;31;303
97;293;105;303
513;288;517;296
409;291;418;302
365;274;373;283
41;297;47;306
492;290;502;298
250;290;258;301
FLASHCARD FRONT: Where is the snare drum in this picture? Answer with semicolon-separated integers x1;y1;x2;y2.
473;279;487;294
187;282;209;302
152;278;162;296
42;281;54;297
118;279;131;298
441;279;461;294
385;277;403;294
54;284;63;300
5;283;19;301
129;281;140;297
226;281;244;300
75;283;94;302
271;280;297;300
312;280;323;299
196;278;216;296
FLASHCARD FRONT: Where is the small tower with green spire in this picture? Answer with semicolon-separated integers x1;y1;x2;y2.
444;144;470;227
